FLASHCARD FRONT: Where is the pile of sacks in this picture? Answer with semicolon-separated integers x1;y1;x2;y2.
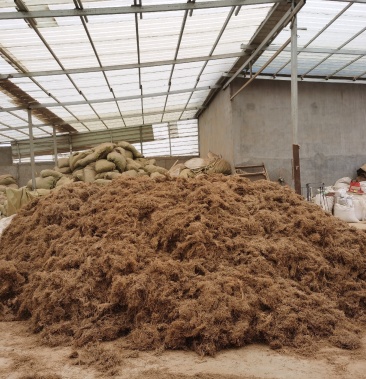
169;152;232;178
313;177;366;223
26;141;168;190
0;175;18;218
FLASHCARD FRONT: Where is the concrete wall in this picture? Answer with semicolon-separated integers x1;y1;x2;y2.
199;79;366;189
198;87;234;164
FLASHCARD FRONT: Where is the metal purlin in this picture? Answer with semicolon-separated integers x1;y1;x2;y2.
178;6;236;120
0;106;204;133
134;0;145;126
223;0;305;90
13;1;108;132
75;0;127;127
0;120;30;138
354;68;366;80
2;109;53;137
302;26;366;79
0;86;217;113
325;55;365;80
0;32;91;135
0;51;245;80
0;49;56;137
273;2;354;77
0;132;15;141
160;6;189;123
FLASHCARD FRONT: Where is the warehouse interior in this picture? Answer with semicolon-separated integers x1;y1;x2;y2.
0;0;364;189
1;1;366;378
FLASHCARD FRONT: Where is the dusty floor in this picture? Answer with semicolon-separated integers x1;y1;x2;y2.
0;321;365;379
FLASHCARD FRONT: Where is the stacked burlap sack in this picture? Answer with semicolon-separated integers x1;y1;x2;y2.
169;152;232;178
0;175;18;218
26;141;169;190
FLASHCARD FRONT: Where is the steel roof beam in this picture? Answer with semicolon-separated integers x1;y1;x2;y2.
195;1;290;118
354;69;366;80
273;2;354;76
179;5;236;120
223;0;305;89
254;73;366;83
134;1;145;125
14;2;108;131
0;0;283;19
77;1;126;127
161;8;189;122
0;52;244;80
0;85;219;113
1;106;203;132
0;46;82;133
325;55;364;80
242;45;366;56
301;26;366;78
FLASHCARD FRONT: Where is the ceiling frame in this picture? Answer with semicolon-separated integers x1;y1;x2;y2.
0;0;284;19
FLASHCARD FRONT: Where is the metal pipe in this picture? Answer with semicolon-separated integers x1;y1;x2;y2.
134;1;145;125
139;125;143;155
291;9;301;195
179;6;236;120
230;37;291;100
273;2;354;76
168;123;172;156
1;0;284;19
161;9;189;122
0;51;245;80
79;15;126;126
53;126;58;167
223;0;305;90
326;55;363;80
28;109;36;190
302;26;366;79
0;86;217;113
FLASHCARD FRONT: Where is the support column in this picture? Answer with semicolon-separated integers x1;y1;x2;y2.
291;3;301;195
139;125;143;155
28;109;36;190
53;126;58;167
168;123;172;156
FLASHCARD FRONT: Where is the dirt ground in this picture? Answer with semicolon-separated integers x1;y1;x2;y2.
0;321;365;379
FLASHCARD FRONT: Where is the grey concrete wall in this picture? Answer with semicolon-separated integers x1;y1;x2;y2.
198;87;234;164
199;78;366;190
0;147;12;165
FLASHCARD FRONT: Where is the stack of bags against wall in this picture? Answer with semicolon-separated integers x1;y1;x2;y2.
51;141;169;187
0;175;18;218
332;177;366;223
169;152;232;178
313;187;335;215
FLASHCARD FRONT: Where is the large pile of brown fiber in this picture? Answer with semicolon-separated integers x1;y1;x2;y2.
0;175;365;355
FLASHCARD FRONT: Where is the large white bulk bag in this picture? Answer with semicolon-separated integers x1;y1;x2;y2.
334;203;359;223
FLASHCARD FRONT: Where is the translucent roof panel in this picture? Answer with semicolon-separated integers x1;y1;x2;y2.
139;10;184;62
7;1;363;143
140;65;171;94
214;4;272;55
106;69;141;98
1;0;275;142
254;0;366;81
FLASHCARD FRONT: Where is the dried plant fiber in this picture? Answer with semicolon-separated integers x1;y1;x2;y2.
0;175;365;356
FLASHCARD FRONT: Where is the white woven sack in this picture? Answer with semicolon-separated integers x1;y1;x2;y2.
334;203;359;223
